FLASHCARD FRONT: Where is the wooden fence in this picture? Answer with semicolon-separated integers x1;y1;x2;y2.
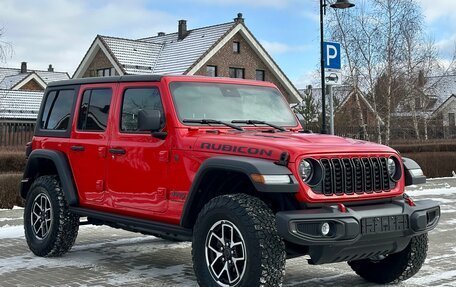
0;122;36;147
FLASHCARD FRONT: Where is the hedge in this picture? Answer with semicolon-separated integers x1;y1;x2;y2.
402;152;456;179
0;173;23;209
0;151;26;173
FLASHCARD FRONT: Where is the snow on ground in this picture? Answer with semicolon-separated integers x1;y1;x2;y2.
0;178;454;286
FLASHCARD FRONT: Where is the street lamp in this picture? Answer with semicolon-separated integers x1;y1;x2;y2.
320;0;354;134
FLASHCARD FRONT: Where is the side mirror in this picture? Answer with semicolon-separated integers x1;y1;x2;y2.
138;109;162;132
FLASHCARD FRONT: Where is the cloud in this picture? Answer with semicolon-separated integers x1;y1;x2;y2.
260;40;311;55
293;69;320;89
417;0;456;23
188;0;292;9
0;0;177;74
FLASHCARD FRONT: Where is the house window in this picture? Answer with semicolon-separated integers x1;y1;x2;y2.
233;41;240;53
96;68;113;77
229;67;244;79
206;65;217;77
255;69;265;81
449;113;456;126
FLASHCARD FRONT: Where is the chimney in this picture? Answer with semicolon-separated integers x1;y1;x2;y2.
20;62;27;73
234;13;244;24
157;32;165;36
48;64;54;72
178;20;188;40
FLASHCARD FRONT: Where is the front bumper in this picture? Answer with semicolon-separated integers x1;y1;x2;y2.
276;198;440;264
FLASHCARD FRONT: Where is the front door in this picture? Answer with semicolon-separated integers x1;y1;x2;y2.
106;83;168;216
68;84;115;206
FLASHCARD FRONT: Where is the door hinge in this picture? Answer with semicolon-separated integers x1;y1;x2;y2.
159;151;170;162
95;180;104;191
98;147;107;158
157;187;167;200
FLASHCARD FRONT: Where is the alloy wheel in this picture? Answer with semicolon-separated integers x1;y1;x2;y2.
205;220;247;286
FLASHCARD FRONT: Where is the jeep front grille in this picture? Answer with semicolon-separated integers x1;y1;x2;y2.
316;157;392;196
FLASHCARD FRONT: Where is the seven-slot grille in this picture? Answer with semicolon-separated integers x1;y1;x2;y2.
318;157;391;196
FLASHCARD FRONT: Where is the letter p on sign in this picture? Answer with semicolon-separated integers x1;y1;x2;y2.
323;42;341;70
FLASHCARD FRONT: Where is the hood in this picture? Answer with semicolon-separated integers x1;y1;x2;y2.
193;130;397;162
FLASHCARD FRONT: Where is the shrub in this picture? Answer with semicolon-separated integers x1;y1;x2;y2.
0;173;23;209
0;151;26;173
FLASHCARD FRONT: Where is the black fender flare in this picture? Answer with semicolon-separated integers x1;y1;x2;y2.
180;156;299;227
20;149;79;205
402;157;426;186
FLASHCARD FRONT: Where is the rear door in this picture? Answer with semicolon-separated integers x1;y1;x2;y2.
106;82;169;216
68;84;115;207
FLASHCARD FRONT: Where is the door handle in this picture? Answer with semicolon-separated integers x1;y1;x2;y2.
109;148;126;155
70;145;85;152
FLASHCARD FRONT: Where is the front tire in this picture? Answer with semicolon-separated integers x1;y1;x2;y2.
348;233;428;284
192;194;286;287
24;175;79;257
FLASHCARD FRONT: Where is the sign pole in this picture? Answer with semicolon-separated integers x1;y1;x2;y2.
328;85;334;135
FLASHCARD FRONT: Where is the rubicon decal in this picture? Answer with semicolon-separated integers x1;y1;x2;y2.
200;142;273;157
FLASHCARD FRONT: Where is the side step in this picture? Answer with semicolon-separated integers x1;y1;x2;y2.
69;207;192;241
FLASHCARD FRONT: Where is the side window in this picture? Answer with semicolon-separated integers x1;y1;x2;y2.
77;88;112;132
121;87;163;132
40;89;75;130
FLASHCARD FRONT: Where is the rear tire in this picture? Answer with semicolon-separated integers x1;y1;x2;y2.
192;194;286;287
348;233;428;284
24;175;79;257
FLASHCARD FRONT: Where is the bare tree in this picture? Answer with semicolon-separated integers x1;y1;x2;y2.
0;27;12;63
327;0;446;144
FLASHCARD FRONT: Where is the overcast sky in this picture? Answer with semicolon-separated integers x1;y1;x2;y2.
0;0;455;88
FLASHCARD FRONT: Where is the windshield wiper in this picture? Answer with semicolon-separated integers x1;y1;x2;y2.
231;120;286;132
183;119;244;131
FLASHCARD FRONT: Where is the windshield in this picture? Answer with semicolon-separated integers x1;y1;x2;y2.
170;82;298;126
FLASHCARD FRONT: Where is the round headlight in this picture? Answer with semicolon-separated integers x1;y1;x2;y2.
387;157;397;177
299;159;313;182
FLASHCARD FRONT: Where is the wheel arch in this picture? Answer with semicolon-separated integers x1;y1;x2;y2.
21;149;78;206
180;156;299;228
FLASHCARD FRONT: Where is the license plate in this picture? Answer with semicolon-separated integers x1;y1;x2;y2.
361;215;409;235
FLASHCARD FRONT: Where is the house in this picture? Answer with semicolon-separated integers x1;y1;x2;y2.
0;63;69;146
393;75;456;139
73;13;302;103
0;62;69;122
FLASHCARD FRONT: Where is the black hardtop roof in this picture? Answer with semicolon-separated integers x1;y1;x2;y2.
47;75;163;87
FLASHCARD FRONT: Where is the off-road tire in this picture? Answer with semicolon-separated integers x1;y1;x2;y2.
24;175;79;257
192;193;286;287
348;233;428;284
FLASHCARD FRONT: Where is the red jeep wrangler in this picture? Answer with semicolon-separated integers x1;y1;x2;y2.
21;75;440;286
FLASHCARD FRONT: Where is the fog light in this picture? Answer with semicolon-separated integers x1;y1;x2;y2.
321;222;330;236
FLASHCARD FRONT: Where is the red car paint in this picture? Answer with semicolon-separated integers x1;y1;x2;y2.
32;76;403;225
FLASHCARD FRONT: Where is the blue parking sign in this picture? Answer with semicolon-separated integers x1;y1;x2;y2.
323;42;341;70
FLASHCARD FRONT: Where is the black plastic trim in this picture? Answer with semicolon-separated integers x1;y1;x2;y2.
276;198;440;264
70;207;192;241
180;156;298;227
20;149;79;205
276;198;440;246
47;75;162;87
403;157;426;186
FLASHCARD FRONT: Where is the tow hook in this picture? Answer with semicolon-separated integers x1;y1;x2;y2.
403;193;416;207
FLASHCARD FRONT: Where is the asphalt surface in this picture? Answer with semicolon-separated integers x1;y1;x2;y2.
0;178;455;287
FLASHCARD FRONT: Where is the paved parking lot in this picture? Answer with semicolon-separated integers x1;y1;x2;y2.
1;178;455;287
